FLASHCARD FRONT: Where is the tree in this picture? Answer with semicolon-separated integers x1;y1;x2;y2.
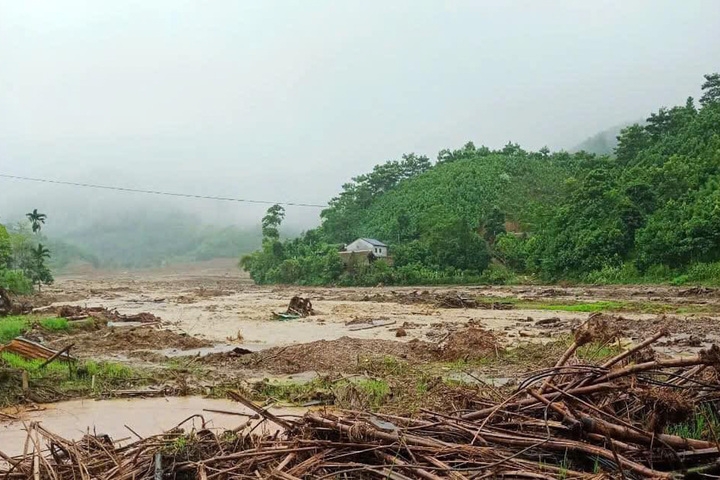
700;73;720;106
26;243;53;289
26;209;47;233
261;204;285;240
33;243;51;262
482;206;506;244
615;124;649;165
0;224;11;268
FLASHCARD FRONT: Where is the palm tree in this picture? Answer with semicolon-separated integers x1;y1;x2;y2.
26;209;47;233
33;243;51;261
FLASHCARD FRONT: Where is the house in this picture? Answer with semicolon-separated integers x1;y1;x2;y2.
344;238;388;257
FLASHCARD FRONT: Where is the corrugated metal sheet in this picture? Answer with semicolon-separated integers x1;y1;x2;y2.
0;337;75;362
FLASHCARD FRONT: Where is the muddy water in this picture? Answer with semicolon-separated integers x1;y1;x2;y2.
0;396;305;457
52;287;599;348
49;263;707;352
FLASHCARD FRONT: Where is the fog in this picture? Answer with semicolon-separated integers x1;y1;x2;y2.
1;0;719;234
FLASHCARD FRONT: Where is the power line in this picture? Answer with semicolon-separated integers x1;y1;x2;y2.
0;173;327;208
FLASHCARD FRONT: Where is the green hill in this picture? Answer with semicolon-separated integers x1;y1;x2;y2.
242;73;720;286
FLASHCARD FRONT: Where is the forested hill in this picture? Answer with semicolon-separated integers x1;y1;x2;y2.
241;74;720;286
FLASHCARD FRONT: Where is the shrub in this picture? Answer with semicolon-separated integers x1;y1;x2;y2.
0;269;33;294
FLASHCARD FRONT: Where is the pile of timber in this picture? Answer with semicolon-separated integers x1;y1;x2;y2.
2;319;719;479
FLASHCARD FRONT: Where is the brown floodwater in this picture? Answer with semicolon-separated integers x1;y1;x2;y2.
0;396;305;457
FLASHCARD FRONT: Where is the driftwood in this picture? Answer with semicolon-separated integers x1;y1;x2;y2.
2;320;720;479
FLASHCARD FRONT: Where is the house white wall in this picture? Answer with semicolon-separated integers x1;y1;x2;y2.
345;239;388;257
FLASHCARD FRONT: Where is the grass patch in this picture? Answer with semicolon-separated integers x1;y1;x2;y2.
0;317;29;343
253;377;334;404
354;378;391;409
666;405;720;440
39;317;70;331
533;301;627;313
0;315;80;343
0;351;146;406
491;298;715;315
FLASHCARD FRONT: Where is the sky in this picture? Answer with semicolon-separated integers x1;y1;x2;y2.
1;0;719;231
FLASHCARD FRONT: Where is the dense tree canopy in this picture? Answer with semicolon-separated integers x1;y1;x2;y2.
242;74;720;286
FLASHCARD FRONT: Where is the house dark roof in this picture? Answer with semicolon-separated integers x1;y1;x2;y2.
360;238;387;247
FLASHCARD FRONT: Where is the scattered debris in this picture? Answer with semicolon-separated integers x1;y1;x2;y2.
679;285;716;296
7;328;720;479
54;305;161;324
347;319;396;331
434;292;478;308
361;290;515;310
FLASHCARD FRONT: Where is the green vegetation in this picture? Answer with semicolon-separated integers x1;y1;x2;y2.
0;317;28;343
251;376;391;411
0;210;54;292
533;301;626;313
241;73;720;287
0;350;141;406
0;315;72;342
476;296;713;314
666;405;720;441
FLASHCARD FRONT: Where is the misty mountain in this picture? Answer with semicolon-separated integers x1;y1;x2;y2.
50;211;263;269
570;122;634;156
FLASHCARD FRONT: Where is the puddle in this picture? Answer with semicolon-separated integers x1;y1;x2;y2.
0;396;306;457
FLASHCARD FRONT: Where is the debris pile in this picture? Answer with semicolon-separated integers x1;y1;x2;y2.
362;290;515;310
440;325;501;361
45;326;212;358
434;292;478;308
273;295;315;319
4;320;720;478
204;336;438;373
55;305;161;324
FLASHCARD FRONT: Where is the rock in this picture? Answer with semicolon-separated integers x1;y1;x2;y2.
535;317;561;326
396;328;407;337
